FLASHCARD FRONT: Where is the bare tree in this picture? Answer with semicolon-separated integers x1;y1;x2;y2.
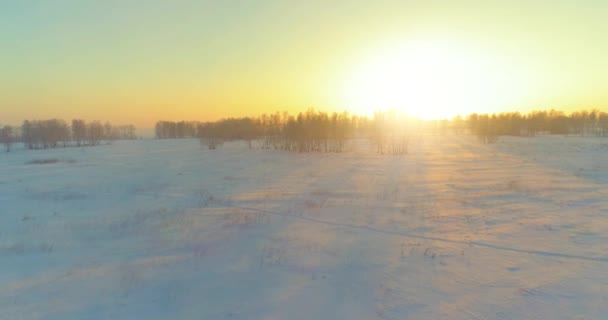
47;119;70;148
22;120;33;149
87;121;104;146
72;119;87;146
0;126;13;152
104;121;114;144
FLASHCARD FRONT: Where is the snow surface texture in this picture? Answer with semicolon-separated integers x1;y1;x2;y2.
1;136;607;319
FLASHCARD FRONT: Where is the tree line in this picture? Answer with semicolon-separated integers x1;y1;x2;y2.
194;111;362;152
157;111;361;152
157;108;608;152
159;110;415;154
0;119;136;152
462;110;608;143
255;110;356;152
154;121;199;139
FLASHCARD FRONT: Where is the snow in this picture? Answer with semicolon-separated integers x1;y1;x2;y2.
1;136;607;319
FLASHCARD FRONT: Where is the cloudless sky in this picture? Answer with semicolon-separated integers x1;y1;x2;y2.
2;0;608;126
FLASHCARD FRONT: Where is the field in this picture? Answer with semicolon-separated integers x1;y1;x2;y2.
1;135;607;319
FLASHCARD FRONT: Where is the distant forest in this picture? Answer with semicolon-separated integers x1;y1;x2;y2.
0;119;136;152
156;111;363;152
2;109;608;154
155;109;608;154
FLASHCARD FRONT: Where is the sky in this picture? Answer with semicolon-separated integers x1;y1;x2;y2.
1;0;608;127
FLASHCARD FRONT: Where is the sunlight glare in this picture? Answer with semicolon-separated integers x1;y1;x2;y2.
343;39;525;119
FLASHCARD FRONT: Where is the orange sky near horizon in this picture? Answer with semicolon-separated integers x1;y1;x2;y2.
2;1;608;128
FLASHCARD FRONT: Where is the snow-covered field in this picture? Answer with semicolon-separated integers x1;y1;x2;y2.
1;135;607;319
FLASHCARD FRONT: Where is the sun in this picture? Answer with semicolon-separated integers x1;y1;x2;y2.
342;39;522;119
